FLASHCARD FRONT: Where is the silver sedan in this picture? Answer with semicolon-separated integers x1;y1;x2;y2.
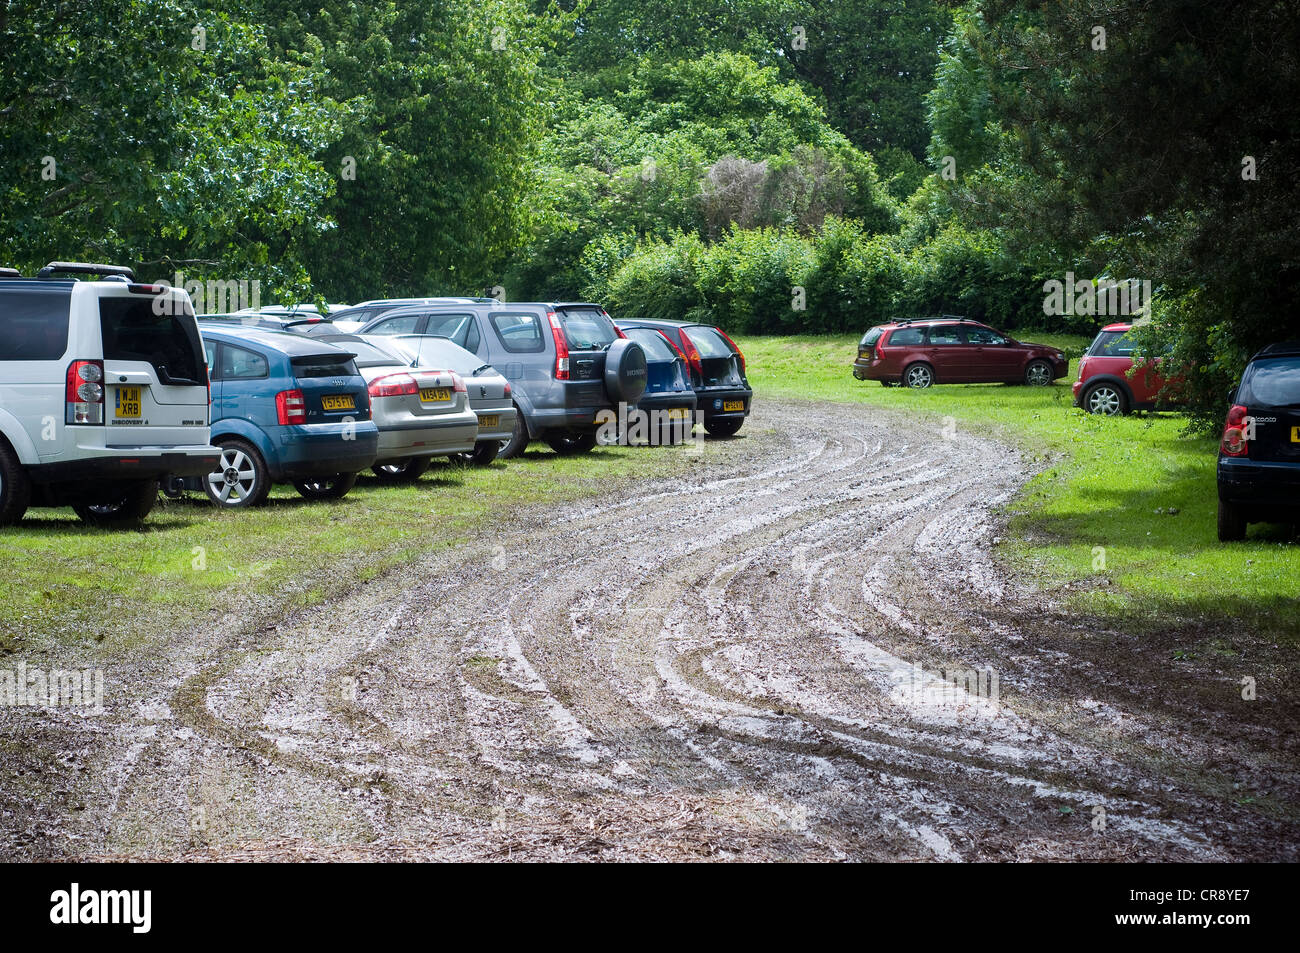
311;334;478;481
368;334;517;465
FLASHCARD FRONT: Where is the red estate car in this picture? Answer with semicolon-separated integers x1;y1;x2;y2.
852;316;1068;388
1072;323;1182;415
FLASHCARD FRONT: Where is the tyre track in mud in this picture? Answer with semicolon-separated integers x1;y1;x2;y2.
5;397;1296;861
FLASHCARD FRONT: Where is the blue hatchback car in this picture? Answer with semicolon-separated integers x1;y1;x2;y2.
615;323;697;443
187;325;379;506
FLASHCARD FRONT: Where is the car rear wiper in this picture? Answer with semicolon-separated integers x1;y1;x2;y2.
472;364;492;376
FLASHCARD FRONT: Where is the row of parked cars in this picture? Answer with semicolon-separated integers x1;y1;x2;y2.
851;314;1300;542
0;263;753;524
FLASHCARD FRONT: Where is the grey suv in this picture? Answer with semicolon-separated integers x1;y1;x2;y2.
359;302;646;456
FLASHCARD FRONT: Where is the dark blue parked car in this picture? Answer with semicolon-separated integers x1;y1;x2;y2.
186;325;379;507
1217;341;1300;540
615;323;697;443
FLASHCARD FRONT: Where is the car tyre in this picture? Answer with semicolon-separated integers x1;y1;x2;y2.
546;431;598;454
459;440;501;466
1082;382;1129;416
205;438;271;508
294;472;358;500
372;457;432;482
498;404;529;459
73;479;158;525
704;417;744;438
904;363;934;389
1024;359;1054;387
1217;499;1247;542
0;441;31;527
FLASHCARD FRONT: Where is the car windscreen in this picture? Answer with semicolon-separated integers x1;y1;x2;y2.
324;340;399;369
557;307;617;350
684;326;733;358
625;328;677;362
1238;356;1300;406
860;327;883;348
390;336;478;375
99;295;205;384
0;285;72;360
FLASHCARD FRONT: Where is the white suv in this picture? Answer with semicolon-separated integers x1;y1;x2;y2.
0;262;219;525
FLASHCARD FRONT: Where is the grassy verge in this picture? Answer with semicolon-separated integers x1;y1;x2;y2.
0;444;705;652
736;333;1300;641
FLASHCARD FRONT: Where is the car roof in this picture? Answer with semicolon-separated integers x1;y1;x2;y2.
198;323;356;357
1251;341;1300;360
1100;322;1133;333
882;315;976;328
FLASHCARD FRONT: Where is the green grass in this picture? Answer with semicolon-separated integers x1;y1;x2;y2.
0;444;703;653
736;333;1300;640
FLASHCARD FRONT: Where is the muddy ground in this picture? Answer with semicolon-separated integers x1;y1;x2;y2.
2;398;1297;861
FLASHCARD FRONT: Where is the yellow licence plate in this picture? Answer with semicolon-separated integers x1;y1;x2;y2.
477;414;500;428
722;400;745;412
115;386;141;418
321;394;355;411
665;407;690;420
1292;426;1300;443
421;387;452;403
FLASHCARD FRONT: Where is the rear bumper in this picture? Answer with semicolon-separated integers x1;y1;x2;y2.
468;400;518;442
376;417;478;459
271;424;379;479
29;446;222;480
635;391;697;415
527;404;613;436
1217;456;1300;511
695;386;752;420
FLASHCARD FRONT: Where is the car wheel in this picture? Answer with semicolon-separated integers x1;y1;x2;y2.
0;441;31;527
1083;383;1129;416
458;440;501;466
73;479;158;525
704;417;744;438
904;363;934;389
205;439;270;508
498;404;529;459
1217;499;1247;542
546;431;598;454
372;457;432;482
1024;359;1054;386
294;473;358;500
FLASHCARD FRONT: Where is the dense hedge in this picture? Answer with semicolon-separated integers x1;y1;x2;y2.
585;217;1081;336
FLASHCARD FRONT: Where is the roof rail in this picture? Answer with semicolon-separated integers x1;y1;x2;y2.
0;267;21;279
36;261;136;281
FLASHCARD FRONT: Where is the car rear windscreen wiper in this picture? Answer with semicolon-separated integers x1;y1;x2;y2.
157;365;205;387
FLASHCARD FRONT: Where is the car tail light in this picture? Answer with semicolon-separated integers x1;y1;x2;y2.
451;372;467;394
503;382;512;398
678;332;703;384
1077;356;1089;378
875;341;885;363
547;311;569;380
368;373;418;398
1221;404;1250;457
716;328;746;374
127;283;168;295
65;359;105;424
276;388;307;425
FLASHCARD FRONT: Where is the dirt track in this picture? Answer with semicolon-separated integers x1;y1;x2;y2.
2;398;1296;861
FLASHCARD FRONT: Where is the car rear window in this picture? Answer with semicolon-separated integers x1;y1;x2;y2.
328;340;398;369
490;312;545;353
100;295;205;384
0;285;72;360
1238;356;1300;406
684;326;732;358
291;355;358;378
887;327;924;346
1089;330;1137;356
625;328;677;361
859;327;883;348
557;307;617;351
